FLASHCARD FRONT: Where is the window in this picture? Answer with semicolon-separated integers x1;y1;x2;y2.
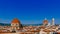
16;23;19;26
11;24;14;26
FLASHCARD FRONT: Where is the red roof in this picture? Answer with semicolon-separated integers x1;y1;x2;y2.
43;20;48;24
11;18;20;24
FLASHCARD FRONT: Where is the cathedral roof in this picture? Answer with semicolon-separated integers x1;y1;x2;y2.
11;18;20;24
43;19;48;24
43;20;48;23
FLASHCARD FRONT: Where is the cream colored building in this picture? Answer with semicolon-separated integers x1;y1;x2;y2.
11;18;22;32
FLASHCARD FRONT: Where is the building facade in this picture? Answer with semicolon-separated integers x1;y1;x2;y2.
11;18;22;32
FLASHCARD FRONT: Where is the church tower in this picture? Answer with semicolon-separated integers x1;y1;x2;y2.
52;18;55;26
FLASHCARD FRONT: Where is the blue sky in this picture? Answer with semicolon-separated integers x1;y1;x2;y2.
0;0;60;24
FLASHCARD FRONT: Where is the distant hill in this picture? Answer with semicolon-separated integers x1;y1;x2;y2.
22;24;43;26
0;23;42;26
0;23;11;26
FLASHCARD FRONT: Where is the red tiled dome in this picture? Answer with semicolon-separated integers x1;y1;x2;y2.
11;18;20;24
43;20;48;24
